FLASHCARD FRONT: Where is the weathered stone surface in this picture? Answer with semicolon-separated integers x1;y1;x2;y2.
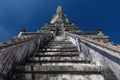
11;36;104;80
0;35;52;79
66;32;120;80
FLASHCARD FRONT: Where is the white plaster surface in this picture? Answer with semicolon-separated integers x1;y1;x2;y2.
67;34;120;80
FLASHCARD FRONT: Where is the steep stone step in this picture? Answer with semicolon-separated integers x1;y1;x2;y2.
50;42;72;44
49;44;75;46
31;65;100;70
51;41;72;44
40;48;78;50
47;45;76;48
41;63;97;66
26;60;90;63
13;74;104;80
35;54;79;57
49;43;73;45
32;57;87;61
15;65;102;74
15;70;101;74
38;49;78;52
45;47;77;49
38;52;79;55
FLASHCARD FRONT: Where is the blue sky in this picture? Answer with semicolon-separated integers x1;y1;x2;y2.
0;0;120;44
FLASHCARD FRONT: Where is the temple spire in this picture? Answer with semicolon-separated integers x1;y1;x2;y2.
50;5;69;24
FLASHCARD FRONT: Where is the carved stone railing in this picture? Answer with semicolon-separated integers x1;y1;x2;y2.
0;33;52;80
65;32;120;80
65;32;120;53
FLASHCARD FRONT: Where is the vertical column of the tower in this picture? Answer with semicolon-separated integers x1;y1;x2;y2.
50;5;69;36
76;38;81;52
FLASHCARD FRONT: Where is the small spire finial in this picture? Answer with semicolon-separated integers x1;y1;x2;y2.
96;28;101;32
56;5;63;14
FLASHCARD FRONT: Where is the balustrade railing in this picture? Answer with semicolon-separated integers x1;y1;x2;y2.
0;33;53;79
65;32;120;53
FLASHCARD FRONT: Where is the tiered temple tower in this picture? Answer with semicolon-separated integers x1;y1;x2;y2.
19;6;108;42
0;6;120;80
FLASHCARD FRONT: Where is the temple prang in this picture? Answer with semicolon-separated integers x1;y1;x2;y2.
0;5;120;80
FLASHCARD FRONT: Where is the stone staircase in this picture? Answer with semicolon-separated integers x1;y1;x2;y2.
12;36;104;80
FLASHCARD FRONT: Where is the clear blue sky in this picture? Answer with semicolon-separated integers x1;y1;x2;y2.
0;0;120;44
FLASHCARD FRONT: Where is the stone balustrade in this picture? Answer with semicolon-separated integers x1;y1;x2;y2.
65;32;120;53
0;34;52;80
65;32;120;80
